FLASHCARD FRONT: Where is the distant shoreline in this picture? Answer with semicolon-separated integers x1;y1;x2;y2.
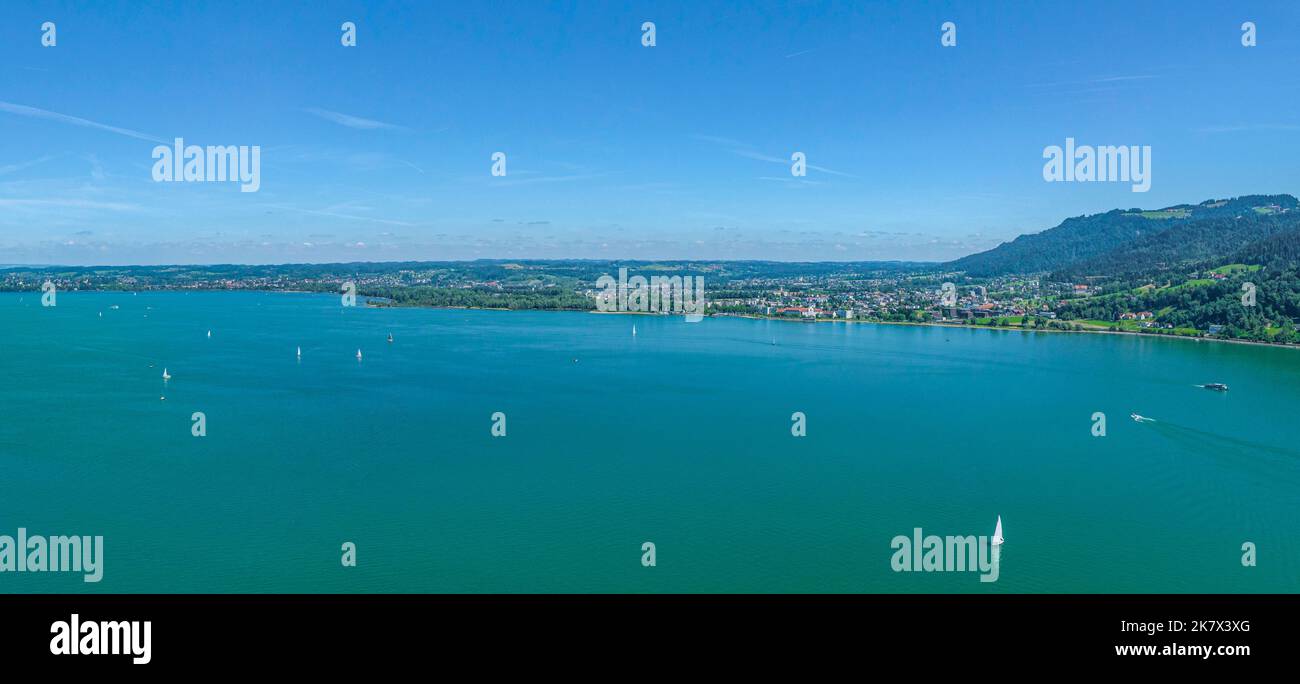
9;288;1295;350
367;299;1300;351
712;313;1300;350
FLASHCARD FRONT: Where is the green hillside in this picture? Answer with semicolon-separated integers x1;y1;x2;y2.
949;195;1297;277
949;194;1300;343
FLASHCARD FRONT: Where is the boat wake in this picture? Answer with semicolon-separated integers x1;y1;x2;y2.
1146;419;1298;460
1138;418;1300;488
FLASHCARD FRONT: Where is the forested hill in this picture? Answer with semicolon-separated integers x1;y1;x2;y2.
1052;208;1300;280
948;194;1299;277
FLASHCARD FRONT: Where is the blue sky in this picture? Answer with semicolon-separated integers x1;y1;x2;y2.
2;0;1299;265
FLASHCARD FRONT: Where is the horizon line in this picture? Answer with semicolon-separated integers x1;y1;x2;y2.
0;257;948;269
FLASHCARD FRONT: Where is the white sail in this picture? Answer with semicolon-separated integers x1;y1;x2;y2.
632;325;637;336
162;368;171;380
296;346;302;358
356;349;362;361
992;516;1004;546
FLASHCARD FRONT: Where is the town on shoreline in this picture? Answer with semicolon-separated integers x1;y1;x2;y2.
8;195;1300;345
4;254;1297;348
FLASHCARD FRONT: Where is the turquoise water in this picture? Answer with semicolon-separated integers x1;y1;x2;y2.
2;291;1298;593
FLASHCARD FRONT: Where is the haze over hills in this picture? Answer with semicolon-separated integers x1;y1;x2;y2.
5;194;1297;283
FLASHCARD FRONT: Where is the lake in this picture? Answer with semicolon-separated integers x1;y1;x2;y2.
2;291;1298;592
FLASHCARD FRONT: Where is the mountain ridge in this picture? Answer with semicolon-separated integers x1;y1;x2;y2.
948;194;1300;278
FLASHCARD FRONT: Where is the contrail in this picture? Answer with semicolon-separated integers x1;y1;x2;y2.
0;101;167;144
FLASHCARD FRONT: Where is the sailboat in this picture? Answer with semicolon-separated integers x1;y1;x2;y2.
387;333;394;343
992;516;1004;546
296;346;302;359
356;349;363;361
207;330;212;339
632;325;637;337
161;368;172;381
